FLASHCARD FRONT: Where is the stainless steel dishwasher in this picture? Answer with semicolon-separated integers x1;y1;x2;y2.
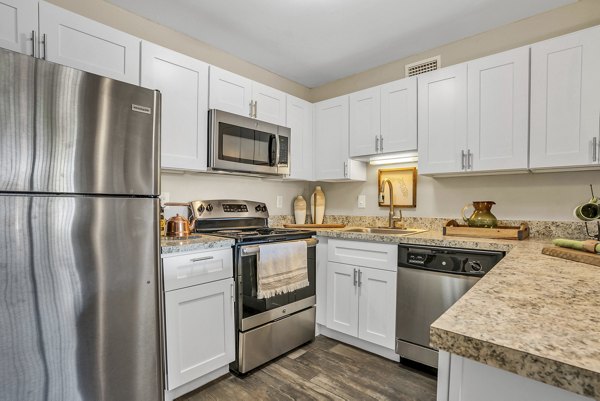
395;243;504;368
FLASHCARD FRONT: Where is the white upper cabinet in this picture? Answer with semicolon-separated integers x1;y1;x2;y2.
315;95;367;181
380;77;418;154
467;47;530;172
141;41;209;172
530;25;600;169
38;2;140;85
209;66;286;125
418;63;468;175
0;0;36;55
349;77;417;158
252;81;286;125
419;48;529;175
349;86;381;157
285;95;314;180
209;66;253;117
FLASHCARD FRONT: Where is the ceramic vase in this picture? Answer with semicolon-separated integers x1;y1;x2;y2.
311;186;325;225
293;195;307;225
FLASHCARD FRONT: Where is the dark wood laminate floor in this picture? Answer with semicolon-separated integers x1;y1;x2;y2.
180;336;437;401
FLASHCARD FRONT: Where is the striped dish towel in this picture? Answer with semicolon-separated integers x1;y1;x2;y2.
257;240;309;299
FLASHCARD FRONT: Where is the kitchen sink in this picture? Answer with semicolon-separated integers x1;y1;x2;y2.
341;227;427;235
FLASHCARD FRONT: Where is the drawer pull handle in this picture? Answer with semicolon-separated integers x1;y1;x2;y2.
190;256;214;263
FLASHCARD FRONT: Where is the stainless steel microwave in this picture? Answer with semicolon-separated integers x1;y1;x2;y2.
208;109;290;176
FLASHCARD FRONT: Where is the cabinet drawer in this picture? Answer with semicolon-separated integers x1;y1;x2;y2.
163;248;233;291
328;239;397;271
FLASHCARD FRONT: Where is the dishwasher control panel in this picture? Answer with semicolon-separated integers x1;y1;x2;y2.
399;244;504;276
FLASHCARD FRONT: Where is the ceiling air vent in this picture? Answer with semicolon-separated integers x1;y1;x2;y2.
405;56;441;77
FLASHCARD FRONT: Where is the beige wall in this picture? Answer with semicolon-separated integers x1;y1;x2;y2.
310;0;600;101
161;173;310;216
318;165;600;222
46;0;311;100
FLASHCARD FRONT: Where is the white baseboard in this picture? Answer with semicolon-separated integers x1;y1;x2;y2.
318;324;400;362
164;365;229;401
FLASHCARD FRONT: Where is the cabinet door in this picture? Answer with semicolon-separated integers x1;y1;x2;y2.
286;95;314;180
39;2;140;85
314;95;347;179
357;267;396;349
209;66;253;117
0;0;36;55
380;77;417;153
417;64;468;175
141;42;209;172
253;81;286;125
326;262;359;337
349;86;381;157
530;26;600;169
468;47;529;172
164;278;235;390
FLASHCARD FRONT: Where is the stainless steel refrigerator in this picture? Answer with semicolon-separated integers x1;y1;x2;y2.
0;48;162;401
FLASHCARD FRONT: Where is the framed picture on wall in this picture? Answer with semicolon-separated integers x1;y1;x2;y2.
377;167;417;208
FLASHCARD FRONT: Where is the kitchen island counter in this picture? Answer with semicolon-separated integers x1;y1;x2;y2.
314;228;600;399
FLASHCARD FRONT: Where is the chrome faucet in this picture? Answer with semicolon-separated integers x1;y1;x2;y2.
380;178;403;228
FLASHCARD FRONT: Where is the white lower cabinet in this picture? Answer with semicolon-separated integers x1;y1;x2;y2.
164;278;234;390
325;239;397;350
162;248;234;395
357;266;396;349
326;262;359;336
438;352;594;401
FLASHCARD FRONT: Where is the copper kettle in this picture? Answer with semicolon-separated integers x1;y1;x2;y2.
164;203;196;238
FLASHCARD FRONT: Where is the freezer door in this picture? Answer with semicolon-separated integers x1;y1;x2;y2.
0;48;160;196
0;195;162;401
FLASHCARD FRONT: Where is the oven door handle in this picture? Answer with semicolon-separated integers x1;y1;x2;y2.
240;237;318;257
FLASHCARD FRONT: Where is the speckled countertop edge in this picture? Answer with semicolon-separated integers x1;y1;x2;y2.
315;228;600;400
160;234;234;254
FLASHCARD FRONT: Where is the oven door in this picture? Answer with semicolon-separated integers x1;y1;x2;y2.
236;238;317;332
209;109;280;175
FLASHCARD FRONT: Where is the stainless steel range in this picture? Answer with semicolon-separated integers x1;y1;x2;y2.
190;200;317;374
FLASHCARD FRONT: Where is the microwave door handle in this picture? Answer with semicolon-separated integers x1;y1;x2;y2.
275;134;281;166
268;134;278;167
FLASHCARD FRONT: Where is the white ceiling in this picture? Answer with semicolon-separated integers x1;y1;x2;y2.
108;0;575;87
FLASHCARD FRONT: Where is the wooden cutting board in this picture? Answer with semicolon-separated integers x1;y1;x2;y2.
283;224;346;229
541;246;600;267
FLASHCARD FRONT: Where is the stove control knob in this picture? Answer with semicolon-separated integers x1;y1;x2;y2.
206;204;213;212
260;205;267;212
255;205;262;212
197;204;205;214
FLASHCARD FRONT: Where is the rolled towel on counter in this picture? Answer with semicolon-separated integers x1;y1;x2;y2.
552;239;600;254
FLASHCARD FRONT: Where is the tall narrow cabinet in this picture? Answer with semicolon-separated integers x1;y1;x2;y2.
141;41;209;172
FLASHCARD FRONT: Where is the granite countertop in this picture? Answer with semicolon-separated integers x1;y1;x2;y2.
161;234;234;254
315;228;600;399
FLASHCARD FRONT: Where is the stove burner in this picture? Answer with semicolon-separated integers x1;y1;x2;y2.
216;230;244;234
